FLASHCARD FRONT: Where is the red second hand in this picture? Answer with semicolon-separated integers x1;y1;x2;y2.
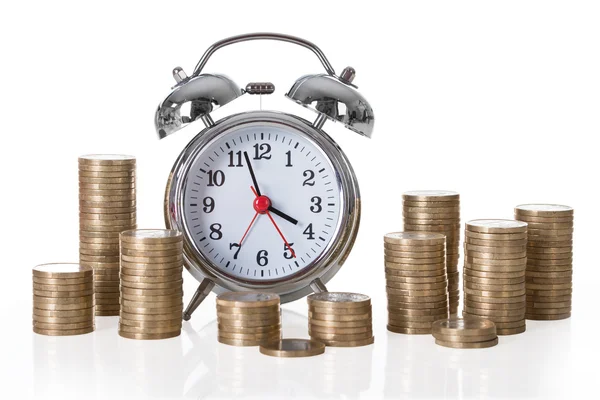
238;212;259;246
266;211;296;258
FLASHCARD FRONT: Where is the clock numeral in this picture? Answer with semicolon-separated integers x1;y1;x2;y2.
256;250;269;266
253;143;272;160
303;223;315;240
285;150;293;167
209;223;223;240
229;243;241;259
207;170;225;187
310;196;322;213
303;170;315;186
228;151;243;167
283;243;295;259
202;197;215;213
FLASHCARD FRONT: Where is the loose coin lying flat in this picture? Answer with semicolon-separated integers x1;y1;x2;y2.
259;339;325;357
435;337;498;349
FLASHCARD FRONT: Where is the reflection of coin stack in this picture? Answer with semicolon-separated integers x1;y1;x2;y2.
514;204;574;320
32;263;95;336
402;191;460;314
432;317;498;349
216;292;282;346
307;292;374;347
118;229;183;340
384;232;449;334
463;220;528;335
79;155;136;316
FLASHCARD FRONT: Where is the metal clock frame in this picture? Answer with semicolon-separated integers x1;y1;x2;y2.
165;111;361;319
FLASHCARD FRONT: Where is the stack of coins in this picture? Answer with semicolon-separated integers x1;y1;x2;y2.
402;191;461;314
307;292;374;347
79;154;136;316
514;204;574;320
384;232;449;334
432;317;498;349
463;220;528;335
216;292;282;346
119;230;183;340
32;263;95;336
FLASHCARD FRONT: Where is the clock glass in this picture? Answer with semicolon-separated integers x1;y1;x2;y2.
181;123;343;283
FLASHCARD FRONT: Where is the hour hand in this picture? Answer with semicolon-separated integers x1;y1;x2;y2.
268;206;298;225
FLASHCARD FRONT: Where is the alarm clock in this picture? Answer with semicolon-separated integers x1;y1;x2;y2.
155;33;374;320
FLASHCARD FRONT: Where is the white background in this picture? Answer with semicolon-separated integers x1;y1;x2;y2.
1;1;599;399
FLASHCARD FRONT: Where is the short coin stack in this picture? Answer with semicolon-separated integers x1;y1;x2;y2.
32;263;95;336
432;317;498;349
402;191;461;314
463;220;528;335
216;292;282;346
307;292;374;347
515;204;574;320
384;232;449;334
119;229;183;340
79;154;136;316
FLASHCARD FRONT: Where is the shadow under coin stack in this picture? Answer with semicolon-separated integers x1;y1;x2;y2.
216;292;282;346
79;154;136;316
307;292;374;347
118;229;183;340
514;204;574;320
384;232;449;334
432;317;498;349
402;191;461;314
463;220;528;335
32;263;95;336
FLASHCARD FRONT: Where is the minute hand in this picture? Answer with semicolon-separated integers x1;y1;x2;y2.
268;206;298;225
243;151;262;196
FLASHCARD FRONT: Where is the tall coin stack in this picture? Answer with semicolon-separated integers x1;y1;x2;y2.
384;232;449;334
307;292;374;347
79;154;136;316
216;292;282;346
119;230;184;340
463;220;528;335
32;263;95;336
402;191;461;314
514;204;574;320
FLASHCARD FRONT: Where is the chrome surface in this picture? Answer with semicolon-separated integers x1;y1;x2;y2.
286;74;375;138
192;33;338;78
155;74;243;139
165;111;361;305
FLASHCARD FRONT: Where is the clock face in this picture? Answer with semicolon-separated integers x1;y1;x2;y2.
181;123;343;283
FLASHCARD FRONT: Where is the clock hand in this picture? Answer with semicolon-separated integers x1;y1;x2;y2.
249;186;296;258
266;210;296;259
238;211;259;246
268;206;298;225
243;151;261;196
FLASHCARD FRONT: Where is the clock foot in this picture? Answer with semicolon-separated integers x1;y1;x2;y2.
182;279;215;321
310;278;328;294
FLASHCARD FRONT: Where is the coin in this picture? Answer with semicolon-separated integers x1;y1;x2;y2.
121;304;183;315
388;294;448;303
465;244;527;254
217;312;280;322
32;315;94;324
120;248;182;257
526;270;572;278
463;306;525;317
496;326;526;335
466;219;527;234
80;200;136;208
525;307;572;315
465;264;525;273
385;320;433;329
384;232;446;246
121;293;182;303
435;337;498;349
465;238;528;247
525;313;571;320
308;319;372;328
33;326;95;336
35;301;95;311
32;283;94;292
118;323;180;334
32;263;93;278
384;250;446;258
259;339;325;357
388;313;447;323
79;176;135;184
310;331;373;341
464;275;524;285
433;332;497;343
465;231;527;241
308;305;372;315
308;324;373;334
120;300;183;309
465;294;526;304
464;288;525;297
93;286;120;293
385;274;447;284
119;318;182;329
386;281;448;291
121;267;183;277
308;311;371;322
388;300;448;310
526;301;572;309
120;229;183;244
33;289;94;298
385;268;446;277
514;204;573;217
218;324;282;334
463;281;525;292
387;325;431;334
33;320;94;330
403;190;459;201
79;164;135;172
118;331;180;340
120;261;183;270
218;318;281;328
464;269;525;279
307;292;371;308
120;274;182;283
120;242;183;251
79;170;135;178
33;307;94;317
217;337;268;347
218;330;281;340
217;292;280;308
464;300;524;310
384;243;446;252
490;320;526;329
526;277;572;285
315;336;374;347
119;280;183;290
